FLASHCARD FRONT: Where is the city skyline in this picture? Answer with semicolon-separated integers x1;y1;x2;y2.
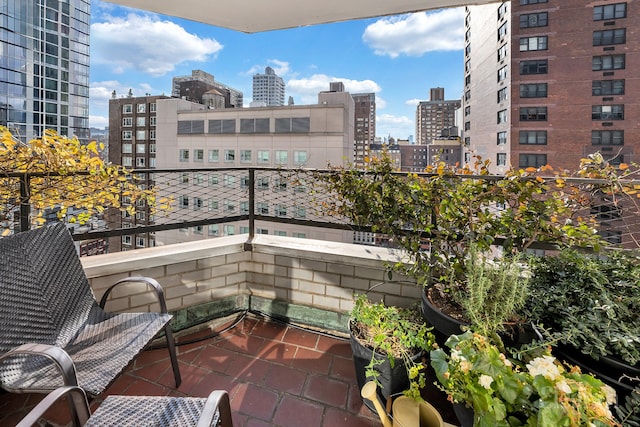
89;0;465;139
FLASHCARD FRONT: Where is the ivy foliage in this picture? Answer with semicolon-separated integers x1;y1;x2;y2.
0;127;171;234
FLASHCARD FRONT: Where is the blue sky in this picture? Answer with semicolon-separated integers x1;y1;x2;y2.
89;0;465;140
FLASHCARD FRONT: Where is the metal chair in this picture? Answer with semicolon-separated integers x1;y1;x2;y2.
0;222;181;397
16;386;233;427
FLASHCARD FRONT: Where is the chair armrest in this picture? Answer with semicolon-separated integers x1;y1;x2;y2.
196;390;233;427
99;276;169;313
0;343;78;387
16;386;90;427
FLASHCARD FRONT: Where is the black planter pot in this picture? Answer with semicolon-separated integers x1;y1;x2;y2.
555;343;639;400
452;403;474;427
421;287;467;340
349;324;417;413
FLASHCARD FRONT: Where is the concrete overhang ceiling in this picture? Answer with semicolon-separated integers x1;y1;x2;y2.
103;0;500;33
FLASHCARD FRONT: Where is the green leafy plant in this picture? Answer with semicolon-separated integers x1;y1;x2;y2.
459;244;530;341
349;293;436;400
431;331;618;427
524;249;640;365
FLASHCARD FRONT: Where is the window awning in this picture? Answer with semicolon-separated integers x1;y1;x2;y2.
103;0;499;33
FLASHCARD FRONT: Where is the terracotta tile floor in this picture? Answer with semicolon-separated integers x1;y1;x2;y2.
0;312;459;427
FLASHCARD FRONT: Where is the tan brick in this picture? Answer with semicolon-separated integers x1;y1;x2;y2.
197;255;227;268
312;295;341;311
312;271;340;285
289;290;314;305
252;252;275;265
354;266;386;281
90;273;129;292
226;251;251;264
275;255;299;268
300;259;327;273
166;282;197;299
274;276;298;289
325;285;353;299
289;268;313;281
298;280;325;295
181;268;212;283
182;291;214;307
226;272;246;285
327;263;355;276
166;260;197;276
130;266;165;279
198;276;227;291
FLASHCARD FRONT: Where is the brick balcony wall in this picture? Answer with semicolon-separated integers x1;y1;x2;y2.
81;234;422;333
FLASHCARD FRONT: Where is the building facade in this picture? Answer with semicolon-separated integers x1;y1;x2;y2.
0;0;91;143
464;0;639;173
172;69;243;108
352;93;376;167
415;87;461;145
252;66;285;107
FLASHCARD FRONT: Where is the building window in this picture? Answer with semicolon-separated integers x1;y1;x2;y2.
464;106;471;116
275;117;310;133
498;44;508;61
240;150;252;163
257;177;269;190
208;149;219;162
593;29;626;46
122;143;133;154
497;109;508;124
599;230;622;245
497;66;507;82
208;224;219;237
137;104;146;113
150;116;157;126
520;60;547;75
122;117;132;126
149;130;156;140
240;118;270;133
464;121;471;131
224;200;236;213
150;103;156;112
520;83;548;98
275;150;288;165
497;87;508;102
224;149;235;162
194;173;205;185
519;131;547;145
519;36;547;52
498;2;508;19
223;174;237;187
136;157;145;167
592;130;624;145
520;0;547;4
594;3;626;21
179;149;189;162
208;119;236;134
592;105;624;120
592;54;625;71
122;130;132;140
181;173;190;184
498;22;508;40
294;151;307;165
223;225;235;236
208;174;219;186
194;149;204;162
257;202;269;215
122;157;132;167
193;197;203;211
179;195;189;209
122;104;132;114
240;201;249;215
208;199;219;212
257;150;270;163
177;120;205;134
520;12;548;28
497;131;507;145
592;80;625;96
497;153;507;166
136;117;145;126
136;130;146;140
519;154;547;168
295;206;306;219
275;205;287;217
520;107;547;121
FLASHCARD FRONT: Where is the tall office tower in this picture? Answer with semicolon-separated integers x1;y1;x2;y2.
0;0;91;143
172;70;243;108
464;1;639;173
415;88;461;145
252;66;285;106
352;93;376;167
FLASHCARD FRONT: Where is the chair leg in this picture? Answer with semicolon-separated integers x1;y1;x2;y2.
164;323;182;387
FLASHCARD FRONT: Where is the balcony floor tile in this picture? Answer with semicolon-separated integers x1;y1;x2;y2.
0;313;458;426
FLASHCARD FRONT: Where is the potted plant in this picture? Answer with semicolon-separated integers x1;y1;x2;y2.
523;248;640;396
349;293;436;408
430;331;619;427
320;154;602;340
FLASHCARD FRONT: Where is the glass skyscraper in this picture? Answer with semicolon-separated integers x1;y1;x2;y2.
0;0;90;143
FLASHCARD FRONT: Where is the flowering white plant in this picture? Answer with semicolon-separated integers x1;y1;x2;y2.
431;331;618;427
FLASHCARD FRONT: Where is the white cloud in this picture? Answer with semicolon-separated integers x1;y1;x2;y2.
287;74;381;104
91;13;223;76
363;8;465;58
377;114;414;140
406;98;422;106
89;115;108;129
245;59;291;77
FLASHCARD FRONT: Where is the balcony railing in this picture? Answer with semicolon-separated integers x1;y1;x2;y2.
4;167;640;252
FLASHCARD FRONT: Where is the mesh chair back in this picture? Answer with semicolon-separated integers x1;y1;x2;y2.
0;223;96;353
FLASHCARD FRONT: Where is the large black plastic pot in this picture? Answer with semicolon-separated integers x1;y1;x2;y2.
349;322;419;413
555;343;639;400
421;287;466;341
